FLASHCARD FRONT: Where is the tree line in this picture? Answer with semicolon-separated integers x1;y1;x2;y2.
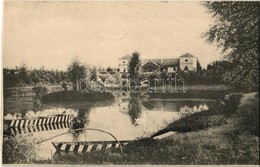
3;57;247;90
3;64;69;88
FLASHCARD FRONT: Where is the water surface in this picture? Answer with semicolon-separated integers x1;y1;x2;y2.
3;93;218;163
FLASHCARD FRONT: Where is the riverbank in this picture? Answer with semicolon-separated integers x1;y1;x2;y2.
52;92;259;165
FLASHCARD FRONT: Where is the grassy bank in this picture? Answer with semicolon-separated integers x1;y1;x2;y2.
41;91;114;103
52;92;259;165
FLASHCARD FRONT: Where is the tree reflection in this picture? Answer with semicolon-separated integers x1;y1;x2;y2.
70;106;91;139
128;94;142;126
142;101;157;110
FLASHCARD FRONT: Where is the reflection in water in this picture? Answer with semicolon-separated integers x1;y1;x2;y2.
3;95;217;163
128;94;143;126
70;106;91;139
179;104;210;117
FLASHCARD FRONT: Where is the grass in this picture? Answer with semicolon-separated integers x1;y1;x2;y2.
51;92;259;165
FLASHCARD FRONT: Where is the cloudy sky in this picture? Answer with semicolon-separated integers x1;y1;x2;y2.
3;1;222;70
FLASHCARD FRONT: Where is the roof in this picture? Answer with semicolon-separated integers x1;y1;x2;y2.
142;59;161;65
142;61;162;67
179;53;195;58
161;58;179;67
142;58;179;67
119;55;131;60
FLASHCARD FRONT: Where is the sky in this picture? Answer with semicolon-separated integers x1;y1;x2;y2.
3;1;222;70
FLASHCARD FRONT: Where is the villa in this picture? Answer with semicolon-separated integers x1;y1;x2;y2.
118;53;198;73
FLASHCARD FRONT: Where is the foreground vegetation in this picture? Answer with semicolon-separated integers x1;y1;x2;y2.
52;93;259;165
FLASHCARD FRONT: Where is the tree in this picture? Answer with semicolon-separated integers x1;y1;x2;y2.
106;67;113;73
67;59;87;90
91;67;98;81
114;71;122;84
128;52;142;80
197;59;202;72
202;2;259;90
18;63;31;84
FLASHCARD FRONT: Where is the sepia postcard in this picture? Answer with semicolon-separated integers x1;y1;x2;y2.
1;0;259;166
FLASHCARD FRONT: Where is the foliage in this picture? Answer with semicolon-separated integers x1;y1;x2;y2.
196;59;202;72
128;52;142;80
114;71;122;84
140;60;233;86
233;93;259;136
106;67;113;73
202;2;259;91
18;63;31;84
91;67;98;81
3;65;68;88
51;129;259;165
3;136;36;164
67;59;87;90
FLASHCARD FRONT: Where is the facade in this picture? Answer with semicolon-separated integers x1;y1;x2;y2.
179;53;197;71
118;52;197;73
118;55;131;72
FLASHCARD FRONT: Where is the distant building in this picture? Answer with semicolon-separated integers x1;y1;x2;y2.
118;55;131;73
118;52;198;73
142;58;180;73
179;53;197;72
142;53;197;73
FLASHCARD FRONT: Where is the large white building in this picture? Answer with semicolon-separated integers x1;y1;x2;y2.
118;52;198;73
179;53;198;71
118;55;131;72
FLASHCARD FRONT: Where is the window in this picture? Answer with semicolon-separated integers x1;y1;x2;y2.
168;67;174;73
184;66;189;71
185;59;188;62
123;61;126;63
